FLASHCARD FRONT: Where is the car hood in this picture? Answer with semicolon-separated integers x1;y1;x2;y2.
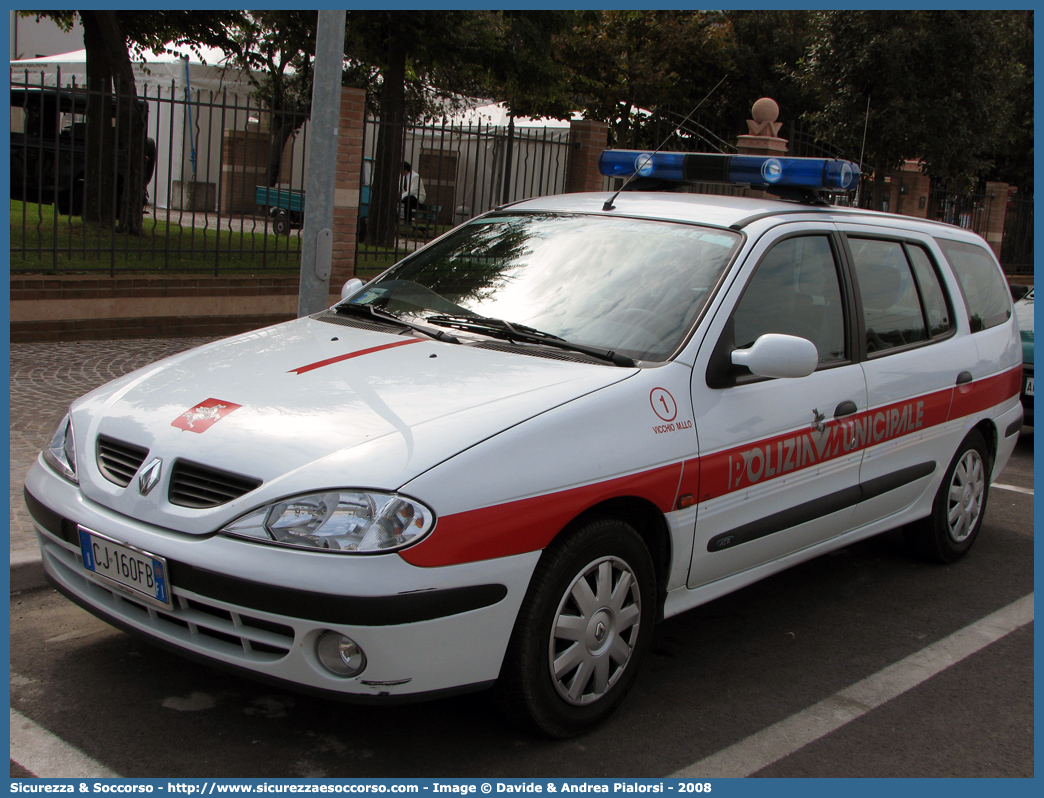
70;317;635;534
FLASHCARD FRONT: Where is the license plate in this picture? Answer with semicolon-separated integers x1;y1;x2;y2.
78;527;171;609
1025;376;1034;397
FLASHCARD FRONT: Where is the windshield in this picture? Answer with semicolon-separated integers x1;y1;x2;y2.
346;212;741;362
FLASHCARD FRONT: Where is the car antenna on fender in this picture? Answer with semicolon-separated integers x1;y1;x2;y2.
602;75;727;212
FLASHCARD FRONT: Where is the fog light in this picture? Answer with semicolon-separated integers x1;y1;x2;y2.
316;632;367;677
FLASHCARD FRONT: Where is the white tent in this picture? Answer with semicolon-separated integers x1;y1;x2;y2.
439;100;579;130
11;44;259;211
10;43;250;95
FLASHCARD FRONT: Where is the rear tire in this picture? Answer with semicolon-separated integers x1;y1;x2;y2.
495;517;656;737
273;210;290;236
905;429;990;563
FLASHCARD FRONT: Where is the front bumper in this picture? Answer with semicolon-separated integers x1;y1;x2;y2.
25;458;538;700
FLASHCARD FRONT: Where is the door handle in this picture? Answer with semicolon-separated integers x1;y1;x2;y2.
956;371;973;385
834;400;858;418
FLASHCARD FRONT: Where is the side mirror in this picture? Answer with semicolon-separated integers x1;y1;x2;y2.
340;278;364;302
731;334;818;379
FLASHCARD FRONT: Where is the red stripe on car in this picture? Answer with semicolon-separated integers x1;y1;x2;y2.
401;366;1020;567
698;386;953;501
289;338;423;374
948;366;1023;421
399;464;683;568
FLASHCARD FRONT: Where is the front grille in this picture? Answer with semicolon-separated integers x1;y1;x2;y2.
97;436;149;487
168;460;261;509
41;537;295;662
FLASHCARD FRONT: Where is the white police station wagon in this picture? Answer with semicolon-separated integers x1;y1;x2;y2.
26;151;1023;737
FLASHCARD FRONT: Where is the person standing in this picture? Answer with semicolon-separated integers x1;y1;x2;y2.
401;161;426;223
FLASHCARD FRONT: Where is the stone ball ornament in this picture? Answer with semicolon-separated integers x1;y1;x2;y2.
747;97;783;137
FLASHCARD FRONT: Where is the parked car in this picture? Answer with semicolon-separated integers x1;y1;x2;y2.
25;151;1022;737
1014;287;1033;425
10;86;156;216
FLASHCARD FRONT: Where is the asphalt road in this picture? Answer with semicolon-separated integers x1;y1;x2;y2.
10;431;1033;779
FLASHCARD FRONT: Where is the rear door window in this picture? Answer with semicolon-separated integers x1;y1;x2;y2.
906;245;953;338
936;239;1011;332
849;238;955;355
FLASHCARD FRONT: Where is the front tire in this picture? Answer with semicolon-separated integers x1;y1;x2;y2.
905;429;990;563
495;518;656;737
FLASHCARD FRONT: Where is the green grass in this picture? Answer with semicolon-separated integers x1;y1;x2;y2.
9;200;401;278
11;200;301;274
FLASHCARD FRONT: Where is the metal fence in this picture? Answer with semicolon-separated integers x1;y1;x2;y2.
11;70;311;275
356;117;575;268
787;120;1033;274
10;72;1033;278
926;186;992;234
924;187;1034;274
10;73;577;277
1000;194;1033;275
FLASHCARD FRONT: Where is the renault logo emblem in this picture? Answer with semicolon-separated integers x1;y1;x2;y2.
138;458;163;496
594;622;607;642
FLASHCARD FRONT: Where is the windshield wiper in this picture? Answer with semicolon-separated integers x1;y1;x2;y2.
335;303;462;344
425;314;636;367
427;313;563;340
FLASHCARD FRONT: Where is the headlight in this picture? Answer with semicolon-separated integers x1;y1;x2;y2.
221;490;435;554
43;413;77;483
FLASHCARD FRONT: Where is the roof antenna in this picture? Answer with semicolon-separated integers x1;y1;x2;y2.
854;94;870;207
603;75;727;211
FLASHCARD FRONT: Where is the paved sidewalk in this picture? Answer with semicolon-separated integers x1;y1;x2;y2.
10;337;218;591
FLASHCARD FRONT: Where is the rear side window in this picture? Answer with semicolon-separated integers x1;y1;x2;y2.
936;239;1012;332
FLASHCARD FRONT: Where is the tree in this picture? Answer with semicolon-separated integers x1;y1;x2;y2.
555;11;732;149
720;11;817;136
473;11;578;121
985;10;1033;191
337;11;587;244
225;12;317;188
799;11;1029;197
345;11;507;247
23;10;246;234
439;11;579;205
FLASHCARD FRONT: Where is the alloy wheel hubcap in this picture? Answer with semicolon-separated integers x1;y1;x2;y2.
549;556;641;706
947;450;985;543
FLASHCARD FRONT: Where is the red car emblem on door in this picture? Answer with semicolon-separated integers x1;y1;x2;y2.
172;399;241;433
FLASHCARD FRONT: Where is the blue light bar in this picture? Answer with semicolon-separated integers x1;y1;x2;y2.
598;150;861;191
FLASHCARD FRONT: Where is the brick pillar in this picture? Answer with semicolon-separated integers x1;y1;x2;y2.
329;86;371;298
734;134;788;157
887;161;931;219
734;99;788;199
329;86;368;299
565;120;609;193
983;181;1010;261
734;136;787;199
